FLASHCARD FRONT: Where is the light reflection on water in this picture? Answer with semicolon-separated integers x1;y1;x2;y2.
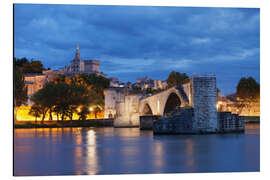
14;124;259;176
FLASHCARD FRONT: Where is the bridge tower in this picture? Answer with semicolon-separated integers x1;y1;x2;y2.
191;75;218;132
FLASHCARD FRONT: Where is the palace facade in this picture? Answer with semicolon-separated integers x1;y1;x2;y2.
62;45;105;77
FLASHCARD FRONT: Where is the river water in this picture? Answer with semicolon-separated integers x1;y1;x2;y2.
14;124;260;176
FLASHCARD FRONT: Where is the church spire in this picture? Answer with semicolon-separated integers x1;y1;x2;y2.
75;44;80;59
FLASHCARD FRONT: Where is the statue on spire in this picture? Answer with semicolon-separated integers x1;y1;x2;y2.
75;44;80;59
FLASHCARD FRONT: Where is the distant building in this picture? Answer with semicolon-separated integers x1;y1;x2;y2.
134;77;167;90
63;45;105;77
217;94;260;116
109;77;121;87
24;70;62;104
24;73;46;97
109;77;132;88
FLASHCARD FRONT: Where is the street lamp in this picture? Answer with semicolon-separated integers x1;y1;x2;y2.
89;107;93;119
216;101;222;111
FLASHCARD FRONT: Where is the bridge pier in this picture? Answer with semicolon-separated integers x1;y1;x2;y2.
113;94;141;128
140;115;161;130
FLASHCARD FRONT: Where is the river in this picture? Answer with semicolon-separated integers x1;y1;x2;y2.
14;124;260;176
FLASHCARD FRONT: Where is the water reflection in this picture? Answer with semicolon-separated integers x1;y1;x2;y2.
14;125;260;176
185;139;195;168
86;129;99;175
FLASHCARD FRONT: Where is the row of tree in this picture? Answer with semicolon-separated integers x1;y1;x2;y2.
29;74;110;121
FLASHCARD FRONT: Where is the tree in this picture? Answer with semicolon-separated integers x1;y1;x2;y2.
29;73;109;121
21;60;44;74
14;67;28;121
14;57;28;67
52;82;92;121
28;104;42;122
15;57;45;74
145;87;153;94
131;85;142;93
90;92;104;119
77;106;90;120
30;90;49;122
92;106;103;119
31;82;57;121
236;77;260;114
166;71;189;88
79;74;110;97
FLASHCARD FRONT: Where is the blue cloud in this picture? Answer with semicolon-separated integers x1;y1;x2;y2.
14;4;260;94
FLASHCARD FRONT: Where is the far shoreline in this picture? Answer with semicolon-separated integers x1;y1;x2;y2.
14;116;259;129
14;119;114;129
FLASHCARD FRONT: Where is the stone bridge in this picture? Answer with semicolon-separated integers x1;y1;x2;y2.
104;76;218;131
139;83;192;117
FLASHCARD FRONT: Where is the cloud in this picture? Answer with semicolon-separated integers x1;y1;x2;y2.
14;5;260;94
205;48;259;62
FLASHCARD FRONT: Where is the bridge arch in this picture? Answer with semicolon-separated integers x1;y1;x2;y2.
142;103;153;115
139;84;191;116
163;92;181;116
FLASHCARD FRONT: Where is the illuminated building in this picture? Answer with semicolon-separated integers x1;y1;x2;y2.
62;45;106;77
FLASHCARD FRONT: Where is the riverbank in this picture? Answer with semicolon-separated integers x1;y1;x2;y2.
14;116;259;129
14;119;114;128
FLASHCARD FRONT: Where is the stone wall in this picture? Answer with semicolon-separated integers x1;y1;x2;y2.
153;107;195;134
25;74;47;97
153;108;245;134
140;115;161;130
114;94;141;127
218;111;245;133
104;88;125;118
182;82;192;105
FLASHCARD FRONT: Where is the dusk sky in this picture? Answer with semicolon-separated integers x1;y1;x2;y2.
14;4;260;95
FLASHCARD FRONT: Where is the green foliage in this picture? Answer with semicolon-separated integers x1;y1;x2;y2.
145;88;153;94
14;67;28;107
53;74;66;84
78;106;90;120
236;77;260;100
166;71;189;88
28;104;42;121
93;106;103;119
31;81;96;121
14;57;45;73
29;73;109;120
14;57;28;67
236;77;260;114
79;74;110;97
131;86;142;93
